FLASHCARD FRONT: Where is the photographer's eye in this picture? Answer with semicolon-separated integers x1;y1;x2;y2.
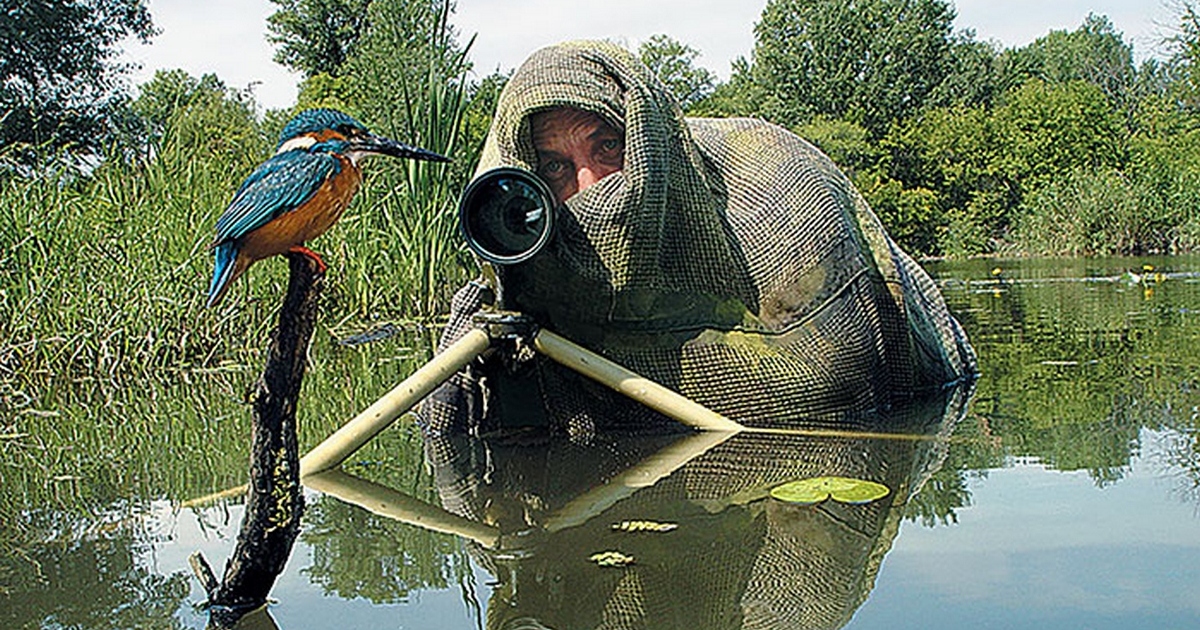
595;136;623;167
539;159;571;181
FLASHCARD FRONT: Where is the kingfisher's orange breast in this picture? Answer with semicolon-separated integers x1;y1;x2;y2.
239;156;363;262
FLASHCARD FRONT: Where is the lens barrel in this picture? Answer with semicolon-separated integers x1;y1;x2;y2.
459;167;556;265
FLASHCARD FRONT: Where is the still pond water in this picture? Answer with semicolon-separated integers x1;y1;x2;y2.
3;256;1199;629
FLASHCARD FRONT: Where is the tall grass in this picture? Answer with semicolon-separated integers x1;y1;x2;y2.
327;6;479;320
331;56;475;320
0;148;260;394
1014;168;1194;256
1;63;479;402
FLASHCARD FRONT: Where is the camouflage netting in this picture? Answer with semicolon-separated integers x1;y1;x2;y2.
420;40;975;436
425;384;973;630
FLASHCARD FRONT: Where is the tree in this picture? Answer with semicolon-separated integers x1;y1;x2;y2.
746;0;956;137
0;0;155;164
1160;0;1200;111
999;14;1136;119
283;0;478;316
267;0;373;78
927;32;1001;109
637;34;716;111
992;80;1126;195
132;69;263;167
690;57;758;118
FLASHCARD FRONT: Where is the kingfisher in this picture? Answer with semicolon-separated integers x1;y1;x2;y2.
206;108;449;308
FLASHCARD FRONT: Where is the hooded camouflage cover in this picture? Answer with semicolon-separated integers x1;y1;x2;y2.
421;41;975;435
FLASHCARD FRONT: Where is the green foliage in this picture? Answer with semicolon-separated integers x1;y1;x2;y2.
689;58;757;117
878;79;1128;255
303;0;478;318
0;0;155;166
133;69;266;166
267;0;373;77
991;80;1126;195
700;4;1200;257
1016;169;1168;256
1162;0;1200;110
0;119;270;391
0;0;482;402
296;71;357;112
769;476;890;505
862;176;943;256
926;34;1002;108
794;116;880;178
748;0;956;137
1000;13;1135;106
339;0;465;134
637;34;716;111
460;70;509;157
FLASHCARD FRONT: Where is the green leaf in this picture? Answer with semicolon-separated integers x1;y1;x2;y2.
769;476;891;505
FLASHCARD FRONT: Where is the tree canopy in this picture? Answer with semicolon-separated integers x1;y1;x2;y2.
745;0;956;137
0;0;155;164
266;0;373;78
638;34;716;111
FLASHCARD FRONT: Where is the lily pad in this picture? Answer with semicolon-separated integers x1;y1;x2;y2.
769;476;890;505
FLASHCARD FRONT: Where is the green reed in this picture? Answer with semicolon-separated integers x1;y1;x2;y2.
2;85;478;396
0;47;482;553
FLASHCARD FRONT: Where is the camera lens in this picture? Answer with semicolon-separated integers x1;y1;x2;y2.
459;167;556;264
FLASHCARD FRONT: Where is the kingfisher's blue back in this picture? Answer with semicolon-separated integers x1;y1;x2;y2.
204;108;449;308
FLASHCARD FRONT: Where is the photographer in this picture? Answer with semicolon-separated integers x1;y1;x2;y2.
425;40;976;436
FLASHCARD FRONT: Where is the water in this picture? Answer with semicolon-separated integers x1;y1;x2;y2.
2;256;1198;629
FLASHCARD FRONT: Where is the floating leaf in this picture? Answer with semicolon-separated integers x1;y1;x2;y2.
611;520;678;533
589;550;635;567
769;476;890;505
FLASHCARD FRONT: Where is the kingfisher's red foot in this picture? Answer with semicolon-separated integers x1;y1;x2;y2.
288;245;327;273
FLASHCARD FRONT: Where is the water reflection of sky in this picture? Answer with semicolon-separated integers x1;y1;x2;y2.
854;429;1200;630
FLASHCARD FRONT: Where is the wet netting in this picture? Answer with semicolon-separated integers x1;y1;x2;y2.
425;386;973;630
419;40;976;436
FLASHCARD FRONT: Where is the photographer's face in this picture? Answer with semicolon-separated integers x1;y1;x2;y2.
531;107;624;203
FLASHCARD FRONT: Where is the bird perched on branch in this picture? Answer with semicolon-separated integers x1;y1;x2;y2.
206;108;449;308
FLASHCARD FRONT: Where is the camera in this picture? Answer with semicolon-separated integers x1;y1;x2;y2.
458;167;556;265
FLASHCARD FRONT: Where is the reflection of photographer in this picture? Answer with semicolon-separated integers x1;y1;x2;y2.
424;389;971;630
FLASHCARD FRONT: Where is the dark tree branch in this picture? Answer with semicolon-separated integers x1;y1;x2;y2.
191;252;323;628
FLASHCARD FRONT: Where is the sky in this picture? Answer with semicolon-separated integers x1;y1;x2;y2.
123;0;1181;112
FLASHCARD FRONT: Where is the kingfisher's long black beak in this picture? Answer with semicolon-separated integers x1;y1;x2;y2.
351;133;451;162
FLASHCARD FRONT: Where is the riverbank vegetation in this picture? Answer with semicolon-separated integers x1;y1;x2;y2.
688;1;1200;259
3;0;1200;389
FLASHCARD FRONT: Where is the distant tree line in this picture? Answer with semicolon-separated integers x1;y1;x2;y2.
5;0;1200;258
683;0;1200;257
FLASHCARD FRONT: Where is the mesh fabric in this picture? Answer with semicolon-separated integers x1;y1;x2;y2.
421;40;975;434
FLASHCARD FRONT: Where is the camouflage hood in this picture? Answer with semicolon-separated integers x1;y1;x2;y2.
475;40;758;338
425;41;975;434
